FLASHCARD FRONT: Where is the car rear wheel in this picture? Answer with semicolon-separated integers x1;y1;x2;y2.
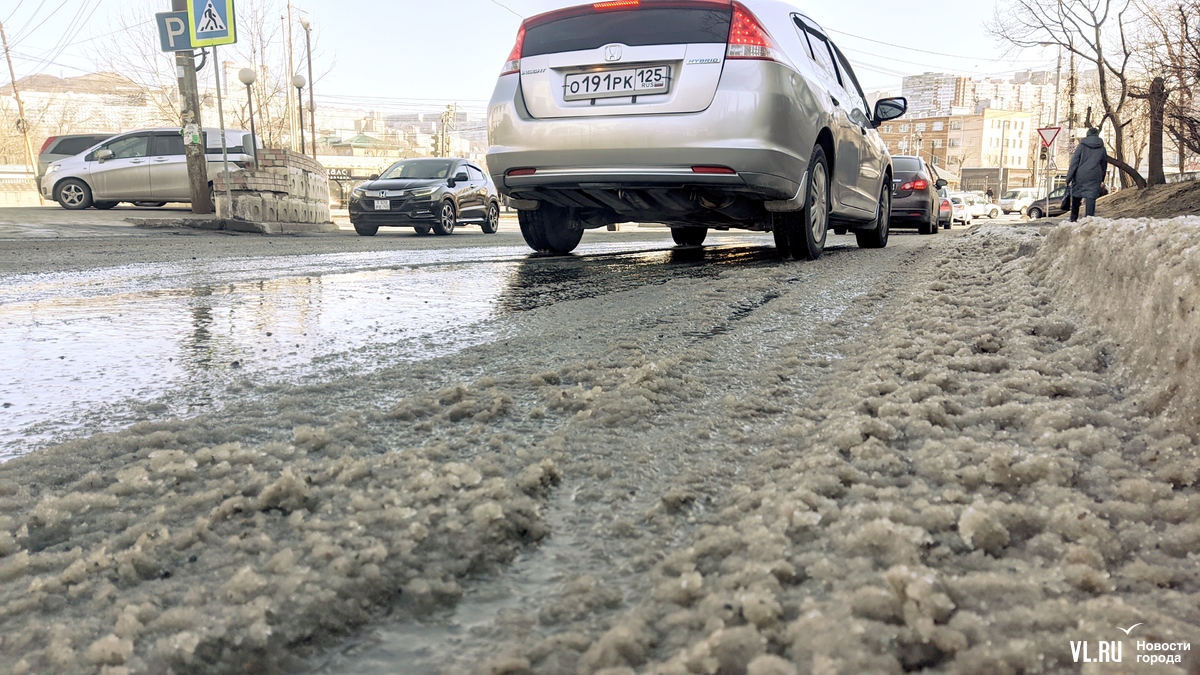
856;180;890;249
433;201;456;235
133;201;166;207
414;226;431;236
93;201;119;210
481;202;500;234
774;145;829;260
988;208;999;218
354;224;378;236
56;179;92;210
918;212;935;235
1027;206;1043;220
518;204;584;255
671;227;707;247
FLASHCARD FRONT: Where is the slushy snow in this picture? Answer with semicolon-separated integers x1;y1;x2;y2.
1;219;1198;674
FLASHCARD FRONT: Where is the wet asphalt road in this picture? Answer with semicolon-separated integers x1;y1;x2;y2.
0;205;1017;458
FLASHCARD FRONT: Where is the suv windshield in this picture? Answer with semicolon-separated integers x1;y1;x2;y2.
383;160;454;180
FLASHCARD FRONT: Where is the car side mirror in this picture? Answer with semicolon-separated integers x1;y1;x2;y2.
872;96;908;127
935;178;948;189
453;171;469;184
96;149;114;162
368;173;380;181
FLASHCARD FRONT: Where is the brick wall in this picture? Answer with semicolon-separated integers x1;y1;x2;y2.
213;149;331;224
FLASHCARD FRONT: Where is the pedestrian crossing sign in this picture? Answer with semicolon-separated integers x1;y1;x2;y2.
188;0;236;47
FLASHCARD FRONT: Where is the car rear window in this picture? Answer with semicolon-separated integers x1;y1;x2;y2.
523;7;732;57
892;157;922;173
52;136;107;156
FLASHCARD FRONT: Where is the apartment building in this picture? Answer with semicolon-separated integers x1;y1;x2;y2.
878;108;1037;190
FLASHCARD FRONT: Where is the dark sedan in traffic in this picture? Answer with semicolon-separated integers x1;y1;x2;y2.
348;158;501;236
888;155;947;235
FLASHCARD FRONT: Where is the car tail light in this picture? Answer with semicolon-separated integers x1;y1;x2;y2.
501;26;525;75
899;179;929;191
726;2;783;61
940;199;951;212
507;168;537;176
39;136;58;155
692;165;736;174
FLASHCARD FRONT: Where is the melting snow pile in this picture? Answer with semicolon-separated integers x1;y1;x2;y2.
0;401;559;673
486;224;1200;674
1031;217;1200;432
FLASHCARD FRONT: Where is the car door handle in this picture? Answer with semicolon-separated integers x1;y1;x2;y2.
130;159;145;164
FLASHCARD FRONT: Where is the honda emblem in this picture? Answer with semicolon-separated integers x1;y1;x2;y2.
605;45;623;62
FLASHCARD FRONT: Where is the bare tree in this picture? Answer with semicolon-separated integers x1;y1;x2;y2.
989;0;1145;186
1138;0;1200;167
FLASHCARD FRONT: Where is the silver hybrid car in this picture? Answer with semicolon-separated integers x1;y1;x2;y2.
486;0;907;257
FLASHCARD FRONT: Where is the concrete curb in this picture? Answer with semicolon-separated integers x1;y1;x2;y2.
125;217;340;234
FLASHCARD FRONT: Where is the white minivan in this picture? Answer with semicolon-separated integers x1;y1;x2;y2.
40;127;258;210
998;187;1044;215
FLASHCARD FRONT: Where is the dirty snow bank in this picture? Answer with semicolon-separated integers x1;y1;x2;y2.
497;224;1200;674
1031;217;1200;431
0;396;559;673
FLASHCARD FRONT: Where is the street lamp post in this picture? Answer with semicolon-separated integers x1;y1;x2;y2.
292;74;307;155
238;68;258;151
299;16;316;160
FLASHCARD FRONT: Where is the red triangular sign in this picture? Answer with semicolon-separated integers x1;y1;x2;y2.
1038;127;1061;147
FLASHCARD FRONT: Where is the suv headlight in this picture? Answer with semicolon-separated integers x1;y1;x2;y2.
409;186;437;198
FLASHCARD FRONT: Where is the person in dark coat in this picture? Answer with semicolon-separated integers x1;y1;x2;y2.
1065;127;1109;221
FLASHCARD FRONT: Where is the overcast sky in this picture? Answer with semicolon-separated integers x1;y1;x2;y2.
3;0;1058;107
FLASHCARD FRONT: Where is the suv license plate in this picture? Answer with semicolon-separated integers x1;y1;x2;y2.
374;200;390;210
564;66;671;101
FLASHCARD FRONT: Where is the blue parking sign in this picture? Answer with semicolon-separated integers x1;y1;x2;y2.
188;0;236;47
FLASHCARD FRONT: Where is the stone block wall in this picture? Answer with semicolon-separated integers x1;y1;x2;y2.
213;150;331;224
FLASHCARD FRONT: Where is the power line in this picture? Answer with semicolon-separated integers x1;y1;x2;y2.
826;27;1050;64
12;0;70;46
489;0;522;18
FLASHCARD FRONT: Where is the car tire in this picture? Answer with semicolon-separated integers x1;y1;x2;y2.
855;179;890;249
56;178;93;210
354;224;378;236
918;213;935;235
517;204;584;255
414;226;432;236
988;208;999;219
93;201;119;210
433;200;456;235
774;145;830;260
1027;206;1043;220
481;202;500;234
671;227;707;247
133;201;167;207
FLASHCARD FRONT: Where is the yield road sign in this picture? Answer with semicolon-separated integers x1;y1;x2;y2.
1038;127;1061;147
187;0;236;47
156;12;194;51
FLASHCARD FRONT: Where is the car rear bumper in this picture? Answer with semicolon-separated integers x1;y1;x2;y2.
485;60;819;203
889;193;932;224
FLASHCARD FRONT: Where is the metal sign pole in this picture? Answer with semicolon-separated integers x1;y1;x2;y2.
212;44;232;218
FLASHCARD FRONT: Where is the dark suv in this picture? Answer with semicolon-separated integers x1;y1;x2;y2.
889;155;947;235
348;158;500;236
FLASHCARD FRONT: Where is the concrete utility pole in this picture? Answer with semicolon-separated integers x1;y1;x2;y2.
0;20;40;200
286;1;296;152
172;0;213;213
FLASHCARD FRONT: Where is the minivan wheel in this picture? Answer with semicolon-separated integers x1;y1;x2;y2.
671;227;707;247
433;201;456;235
481;202;500;234
856;180;890;249
56;179;92;210
518;204;584;255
